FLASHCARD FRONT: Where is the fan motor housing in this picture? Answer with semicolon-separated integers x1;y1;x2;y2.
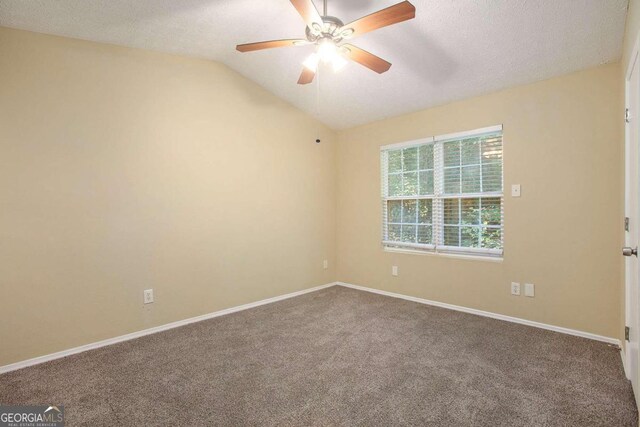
305;16;346;43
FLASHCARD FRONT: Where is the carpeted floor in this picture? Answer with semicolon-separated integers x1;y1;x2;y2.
0;286;637;426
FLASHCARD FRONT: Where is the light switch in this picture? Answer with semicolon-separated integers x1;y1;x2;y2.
524;283;535;297
511;184;521;197
392;266;398;276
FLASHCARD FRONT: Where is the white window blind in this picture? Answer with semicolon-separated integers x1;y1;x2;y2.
381;125;503;257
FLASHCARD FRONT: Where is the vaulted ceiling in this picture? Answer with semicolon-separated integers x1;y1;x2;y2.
0;0;629;129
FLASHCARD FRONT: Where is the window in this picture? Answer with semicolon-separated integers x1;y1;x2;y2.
381;125;503;257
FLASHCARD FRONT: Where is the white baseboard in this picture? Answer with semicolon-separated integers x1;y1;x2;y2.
0;282;337;374
1;280;621;375
337;282;620;346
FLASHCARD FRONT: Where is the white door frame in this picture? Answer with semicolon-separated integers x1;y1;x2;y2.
625;32;640;382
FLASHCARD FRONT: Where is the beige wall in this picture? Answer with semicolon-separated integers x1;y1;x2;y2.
0;27;336;366
336;63;623;339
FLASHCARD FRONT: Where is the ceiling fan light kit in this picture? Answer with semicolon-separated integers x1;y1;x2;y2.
236;0;416;84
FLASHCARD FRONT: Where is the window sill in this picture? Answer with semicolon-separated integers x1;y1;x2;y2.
383;246;503;263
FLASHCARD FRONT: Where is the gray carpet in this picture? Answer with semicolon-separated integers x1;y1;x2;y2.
0;286;637;426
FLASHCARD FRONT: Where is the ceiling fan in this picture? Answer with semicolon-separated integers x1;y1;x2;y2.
236;0;416;85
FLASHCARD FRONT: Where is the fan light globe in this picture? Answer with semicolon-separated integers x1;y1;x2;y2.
303;53;320;72
303;44;347;74
332;54;347;72
318;38;337;63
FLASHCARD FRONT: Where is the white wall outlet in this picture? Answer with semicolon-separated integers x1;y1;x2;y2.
143;289;154;304
323;260;328;269
511;184;521;197
524;283;535;297
392;266;398;276
511;282;521;296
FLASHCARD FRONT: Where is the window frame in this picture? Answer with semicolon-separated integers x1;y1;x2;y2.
381;125;504;258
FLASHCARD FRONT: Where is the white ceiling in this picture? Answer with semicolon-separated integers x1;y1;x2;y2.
0;0;629;129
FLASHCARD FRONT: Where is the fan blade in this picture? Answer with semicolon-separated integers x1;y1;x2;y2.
338;1;415;38
236;39;309;52
298;68;315;84
341;44;391;74
290;0;324;32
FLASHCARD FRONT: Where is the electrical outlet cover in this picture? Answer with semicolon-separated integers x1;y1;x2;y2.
143;289;154;304
511;282;520;296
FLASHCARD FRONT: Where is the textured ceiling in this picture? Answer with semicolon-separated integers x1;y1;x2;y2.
0;0;629;129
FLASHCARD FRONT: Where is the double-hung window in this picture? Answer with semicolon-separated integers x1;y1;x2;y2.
381;125;504;258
